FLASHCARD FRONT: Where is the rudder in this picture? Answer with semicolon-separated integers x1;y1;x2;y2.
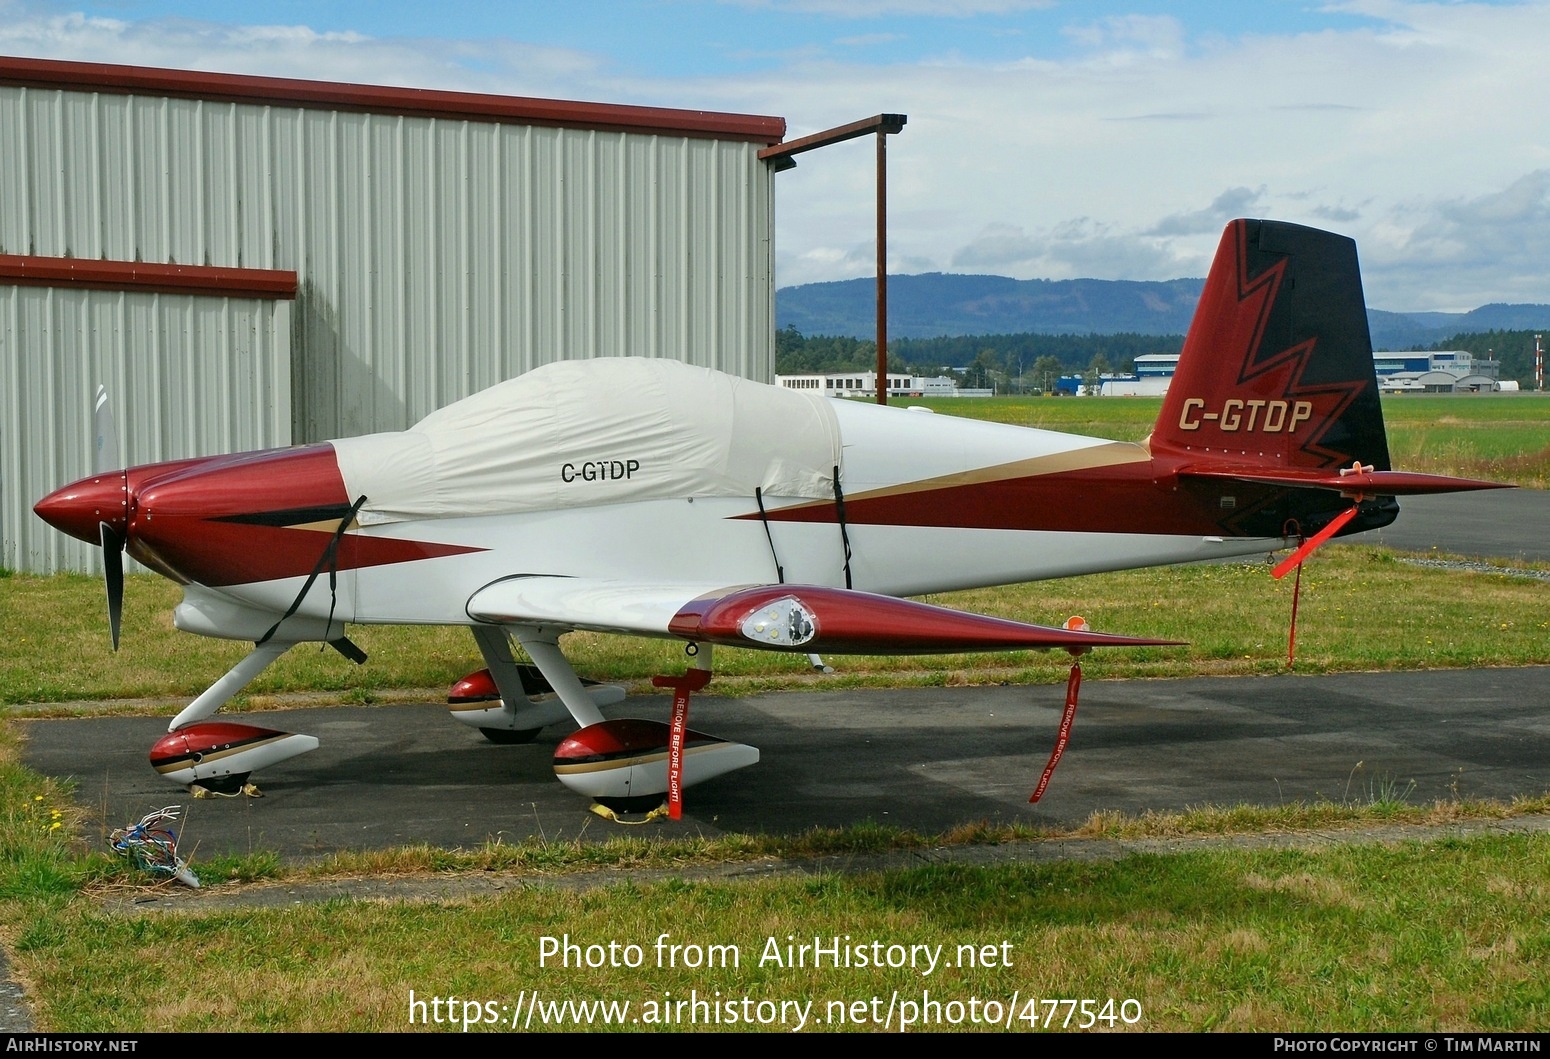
1151;219;1391;474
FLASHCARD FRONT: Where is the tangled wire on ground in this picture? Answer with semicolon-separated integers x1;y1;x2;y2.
109;805;200;889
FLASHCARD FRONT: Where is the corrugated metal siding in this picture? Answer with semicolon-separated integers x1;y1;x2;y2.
0;286;291;573
1;84;775;572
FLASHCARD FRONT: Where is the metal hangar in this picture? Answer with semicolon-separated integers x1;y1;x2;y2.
0;56;787;572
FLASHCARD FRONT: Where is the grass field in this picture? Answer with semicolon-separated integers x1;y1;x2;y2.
900;393;1550;488
4;764;1550;1032
4;547;1550;707
8;835;1550;1031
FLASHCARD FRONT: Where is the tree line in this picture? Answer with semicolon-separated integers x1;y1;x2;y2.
776;325;1550;389
1431;330;1544;387
775;326;1184;393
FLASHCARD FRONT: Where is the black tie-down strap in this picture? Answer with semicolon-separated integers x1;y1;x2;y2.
256;494;369;664
832;465;853;589
754;487;785;584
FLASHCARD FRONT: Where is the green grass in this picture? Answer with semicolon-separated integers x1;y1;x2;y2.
7;831;1550;1031
4;547;1547;706
0;728;89;902
898;393;1550;487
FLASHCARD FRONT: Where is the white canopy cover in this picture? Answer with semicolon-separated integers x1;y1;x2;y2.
331;358;843;525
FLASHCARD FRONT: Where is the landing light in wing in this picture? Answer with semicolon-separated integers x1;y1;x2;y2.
741;597;818;646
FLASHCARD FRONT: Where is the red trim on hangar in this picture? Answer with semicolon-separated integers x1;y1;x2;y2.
0;254;297;300
0;56;787;144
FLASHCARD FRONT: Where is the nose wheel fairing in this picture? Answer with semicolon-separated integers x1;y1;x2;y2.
149;722;318;793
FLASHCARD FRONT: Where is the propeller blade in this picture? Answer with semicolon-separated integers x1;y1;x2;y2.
93;384;119;475
92;385;129;650
101;521;125;651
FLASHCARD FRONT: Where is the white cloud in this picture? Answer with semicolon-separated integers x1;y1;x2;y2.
1149;187;1268;237
951;222;1041;270
1061;14;1185;61
4;0;1550;310
754;0;1550;305
1311;203;1363;223
950;218;1188;280
834;32;905;46
0;3;605;95
1362;171;1550;309
721;0;1052;17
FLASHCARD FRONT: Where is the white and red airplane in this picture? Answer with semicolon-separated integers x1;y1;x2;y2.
34;219;1503;813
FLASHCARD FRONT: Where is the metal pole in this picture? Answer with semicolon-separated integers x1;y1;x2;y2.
760;114;904;400
875;129;888;405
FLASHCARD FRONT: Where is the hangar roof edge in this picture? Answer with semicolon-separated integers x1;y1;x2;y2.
0;55;787;145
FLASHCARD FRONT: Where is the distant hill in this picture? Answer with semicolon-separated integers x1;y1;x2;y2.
778;273;1205;339
1367;304;1550;350
778;273;1550;349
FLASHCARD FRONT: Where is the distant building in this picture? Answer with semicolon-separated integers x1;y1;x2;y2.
1052;372;1164;396
1374;351;1501;393
1057;350;1504;396
775;373;968;397
1100;377;1169;397
1134;353;1180;380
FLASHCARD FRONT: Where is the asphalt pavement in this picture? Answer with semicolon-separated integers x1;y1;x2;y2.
23;665;1550;860
1352;488;1550;562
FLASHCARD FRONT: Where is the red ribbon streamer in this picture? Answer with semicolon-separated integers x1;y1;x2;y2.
651;667;712;820
1273;505;1359;668
1030;663;1082;804
667;687;689;819
1271;505;1360;580
1286;559;1303;669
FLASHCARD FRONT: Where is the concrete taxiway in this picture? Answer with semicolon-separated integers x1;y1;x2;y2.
23;664;1550;859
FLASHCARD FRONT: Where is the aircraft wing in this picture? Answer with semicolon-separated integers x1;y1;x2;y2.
466;576;1182;654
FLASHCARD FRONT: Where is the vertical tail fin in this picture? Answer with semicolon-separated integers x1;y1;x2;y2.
1150;219;1390;473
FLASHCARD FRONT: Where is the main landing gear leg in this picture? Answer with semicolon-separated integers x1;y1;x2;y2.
511;628;607;728
451;627;628;741
466;625;564;741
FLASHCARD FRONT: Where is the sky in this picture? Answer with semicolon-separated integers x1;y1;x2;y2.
2;0;1548;311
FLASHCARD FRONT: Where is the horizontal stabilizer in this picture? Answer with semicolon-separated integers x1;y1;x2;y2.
1181;466;1510;497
